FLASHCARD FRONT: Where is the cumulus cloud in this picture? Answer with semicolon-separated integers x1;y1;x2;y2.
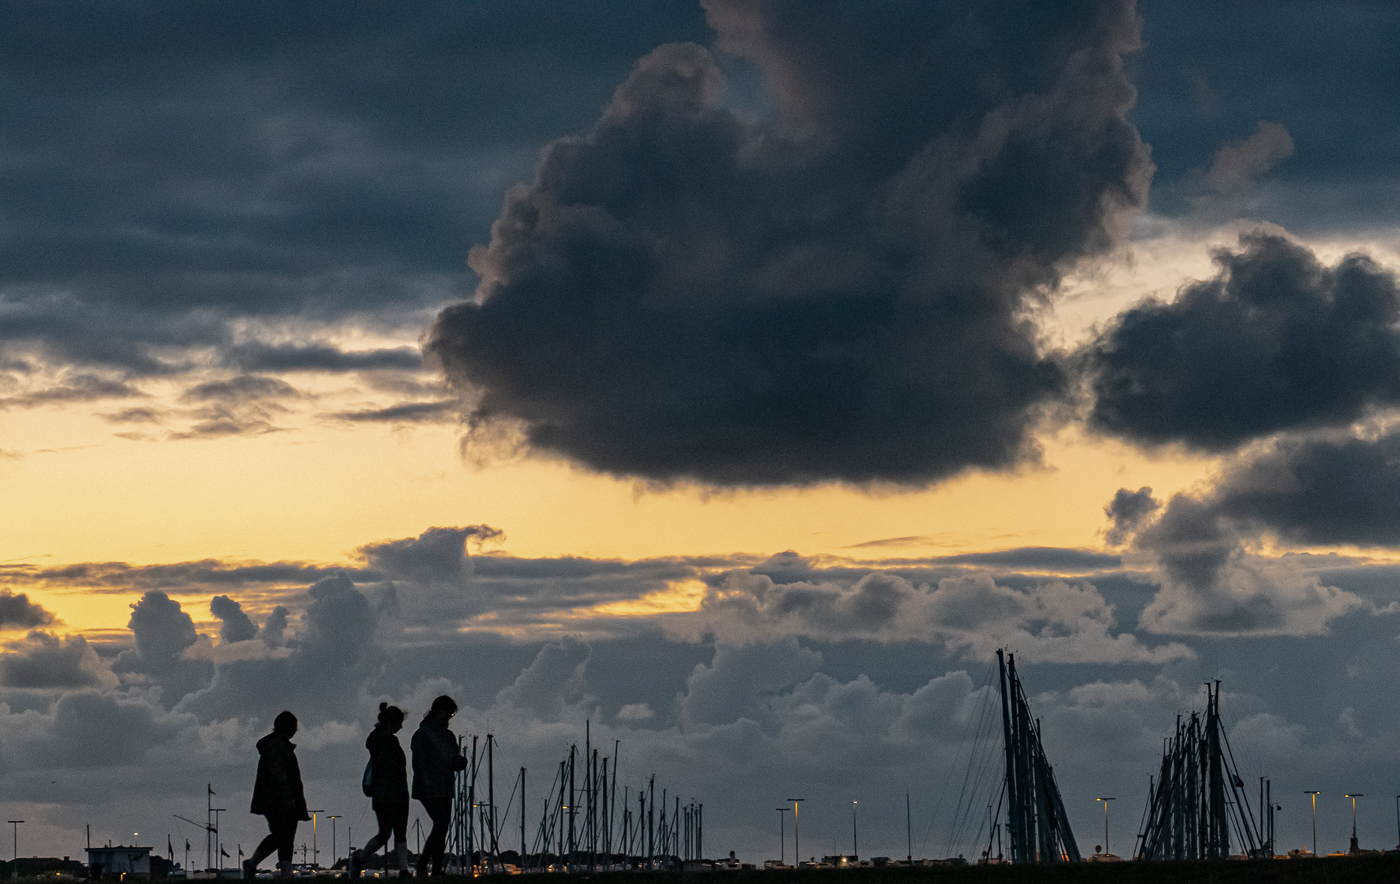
0;632;116;689
494;636;592;717
0;590;56;630
676;566;1190;664
1106;477;1370;636
426;1;1151;486
209;595;259;644
359;525;503;588
1085;232;1400;450
1104;486;1160;547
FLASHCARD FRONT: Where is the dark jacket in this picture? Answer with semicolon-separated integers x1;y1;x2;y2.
250;732;310;820
410;719;465;803
366;724;409;808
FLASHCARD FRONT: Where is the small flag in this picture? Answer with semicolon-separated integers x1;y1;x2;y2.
221;848;230;859
186;840;191;852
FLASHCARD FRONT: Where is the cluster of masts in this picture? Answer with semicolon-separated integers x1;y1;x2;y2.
981;654;1375;865
438;721;701;875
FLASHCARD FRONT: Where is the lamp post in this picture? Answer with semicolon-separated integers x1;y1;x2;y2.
1305;791;1320;856
211;808;226;871
1394;795;1399;850
328;816;341;870
1096;798;1115;857
774;809;787;865
851;801;858;860
786;799;804;865
309;810;325;868
7;822;21;881
1344;794;1362;854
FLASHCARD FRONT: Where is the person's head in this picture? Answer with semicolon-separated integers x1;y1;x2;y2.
425;694;457;723
273;710;298;737
377;702;405;731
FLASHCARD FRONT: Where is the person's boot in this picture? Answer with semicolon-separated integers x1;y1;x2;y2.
242;858;259;879
275;861;293;878
348;849;363;879
395;844;410;876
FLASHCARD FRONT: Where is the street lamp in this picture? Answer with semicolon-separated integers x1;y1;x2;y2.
1305;791;1320;857
309;810;325;868
7;822;21;881
1096;798;1115;857
851;801;858;860
1344;794;1362;854
774;809;787;865
785;799;804;865
327;816;341;869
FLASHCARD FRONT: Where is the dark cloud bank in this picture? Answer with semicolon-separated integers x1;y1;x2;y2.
427;0;1153;486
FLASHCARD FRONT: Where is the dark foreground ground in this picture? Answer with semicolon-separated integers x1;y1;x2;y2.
15;862;1400;884
563;858;1393;884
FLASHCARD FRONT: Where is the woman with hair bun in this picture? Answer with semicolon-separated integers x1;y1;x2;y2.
412;695;465;877
350;702;409;878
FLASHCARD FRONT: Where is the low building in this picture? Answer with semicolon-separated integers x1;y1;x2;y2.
88;845;152;879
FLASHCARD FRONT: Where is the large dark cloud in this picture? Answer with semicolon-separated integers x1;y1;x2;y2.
0;590;55;629
1085;233;1400;450
426;0;1151;486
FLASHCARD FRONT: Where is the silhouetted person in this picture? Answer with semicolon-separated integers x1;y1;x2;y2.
244;711;310;878
351;703;410;878
412;695;465;877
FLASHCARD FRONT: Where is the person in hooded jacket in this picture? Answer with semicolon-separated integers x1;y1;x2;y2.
411;695;466;877
243;710;310;878
350;703;410;877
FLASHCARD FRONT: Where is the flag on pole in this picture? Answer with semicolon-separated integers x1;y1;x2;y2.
186;840;191;852
221;848;230;859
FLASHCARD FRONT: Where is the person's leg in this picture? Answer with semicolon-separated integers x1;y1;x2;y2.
416;798;451;877
247;815;283;874
391;804;410;872
273;815;298;876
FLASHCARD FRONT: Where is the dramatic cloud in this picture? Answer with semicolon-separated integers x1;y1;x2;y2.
1085;232;1400;450
1135;495;1365;636
1104;486;1160;546
209;595;259;644
0;632;116;689
426;1;1151;486
678;565;1190;664
0;590;55;629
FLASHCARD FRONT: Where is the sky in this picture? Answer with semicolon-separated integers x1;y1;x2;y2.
2;0;1400;867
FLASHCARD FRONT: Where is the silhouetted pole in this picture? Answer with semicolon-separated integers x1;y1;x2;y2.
308;810;324;868
1306;791;1320;856
786;799;804;865
852;801;858;859
906;792;912;863
775;808;786;865
1345;794;1362;853
8;822;22;880
1096;798;1115;856
327;816;340;870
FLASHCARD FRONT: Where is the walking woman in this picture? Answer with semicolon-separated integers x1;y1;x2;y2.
411;695;466;877
243;711;310;878
351;703;410;877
